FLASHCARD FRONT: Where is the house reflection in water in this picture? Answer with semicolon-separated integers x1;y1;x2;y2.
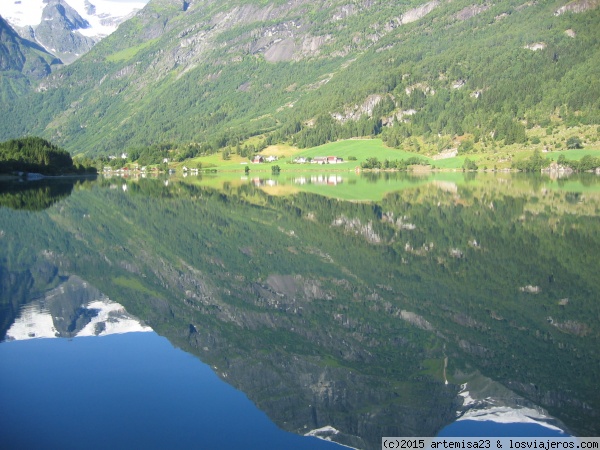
251;177;278;187
292;175;343;185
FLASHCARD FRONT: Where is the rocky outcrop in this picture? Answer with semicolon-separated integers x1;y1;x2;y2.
399;310;434;331
332;215;382;243
400;1;440;24
332;94;386;122
381;1;440;32
453;4;490;21
433;149;458;160
555;0;600;15
551;319;590;336
524;42;546;51
520;285;541;293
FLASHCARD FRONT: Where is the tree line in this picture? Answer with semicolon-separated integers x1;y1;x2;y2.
0;137;96;175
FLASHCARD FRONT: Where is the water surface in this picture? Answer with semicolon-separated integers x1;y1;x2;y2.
1;172;598;448
0;332;340;449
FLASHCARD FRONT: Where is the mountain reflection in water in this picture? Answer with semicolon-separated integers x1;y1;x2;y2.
4;275;152;340
0;173;598;449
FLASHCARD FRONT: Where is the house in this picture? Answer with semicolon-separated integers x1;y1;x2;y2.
293;157;307;164
266;155;278;162
327;156;344;164
312;156;328;164
252;155;265;164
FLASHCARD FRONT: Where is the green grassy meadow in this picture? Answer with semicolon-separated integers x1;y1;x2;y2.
290;139;468;170
293;139;417;161
186;138;469;172
545;149;600;161
179;136;600;176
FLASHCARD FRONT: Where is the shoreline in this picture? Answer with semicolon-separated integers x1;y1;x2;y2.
0;172;98;181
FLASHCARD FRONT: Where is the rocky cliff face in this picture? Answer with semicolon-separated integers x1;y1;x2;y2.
33;0;96;64
555;0;600;15
126;0;441;80
2;0;145;65
184;326;459;449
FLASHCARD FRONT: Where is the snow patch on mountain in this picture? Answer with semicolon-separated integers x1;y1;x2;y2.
458;383;477;406
2;0;47;28
304;426;360;449
457;406;567;433
453;375;569;434
1;0;148;39
5;299;152;341
5;302;59;340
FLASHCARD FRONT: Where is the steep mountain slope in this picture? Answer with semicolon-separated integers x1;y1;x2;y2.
1;0;147;64
29;0;97;64
1;0;599;156
0;15;60;101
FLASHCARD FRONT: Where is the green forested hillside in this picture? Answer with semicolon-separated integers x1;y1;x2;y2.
0;16;60;102
0;136;96;174
1;0;599;157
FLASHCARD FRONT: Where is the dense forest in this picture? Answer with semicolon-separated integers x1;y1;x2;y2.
0;137;96;175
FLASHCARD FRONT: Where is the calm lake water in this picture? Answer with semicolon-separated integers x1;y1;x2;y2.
1;172;598;449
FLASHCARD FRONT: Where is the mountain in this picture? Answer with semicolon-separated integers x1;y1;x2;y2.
451;371;569;434
0;15;60;100
4;276;152;340
1;0;599;156
1;0;146;64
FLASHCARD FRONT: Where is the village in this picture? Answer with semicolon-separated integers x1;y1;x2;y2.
101;153;346;176
251;155;345;164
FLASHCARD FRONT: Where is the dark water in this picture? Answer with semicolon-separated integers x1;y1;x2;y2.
0;173;598;449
